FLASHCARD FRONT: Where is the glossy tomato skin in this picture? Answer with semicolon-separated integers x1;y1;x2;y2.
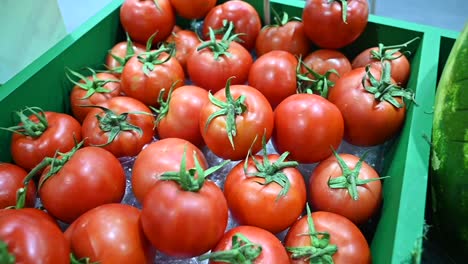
202;0;261;51
156;86;209;147
0;163;36;208
309;153;382;224
165;30;201;74
224;154;307;234
302;0;369;49
352;47;411;85
169;0;216;19
255;20;311;57
209;226;290;264
187;41;253;93
39;147;126;224
70;72;121;123
81;96;155;158
285;211;371;263
199;85;274;161
0;209;70;264
120;0;175;44
131;138;208;203
248;50;298;109
328;67;406;146
273;94;344;163
140;179;228;258
105;41;146;76
301;49;352;83
65;203;156;264
120;52;185;106
10;112;82;171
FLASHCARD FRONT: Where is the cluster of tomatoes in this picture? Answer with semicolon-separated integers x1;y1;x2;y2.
0;0;420;263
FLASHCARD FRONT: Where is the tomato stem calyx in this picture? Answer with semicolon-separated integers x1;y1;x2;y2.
198;233;263;263
197;20;242;60
107;32;139;74
370;37;420;62
362;61;416;108
70;253;99;264
66;68;119;100
151;81;180;126
244;133;297;199
286;204;338;263
160;146;230;192
269;8;301;27
0;106;49;138
205;77;247;149
297;59;338;98
137;40;175;76
328;0;349;24
0;241;15;264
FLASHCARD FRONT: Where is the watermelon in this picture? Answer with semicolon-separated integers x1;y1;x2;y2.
431;22;468;261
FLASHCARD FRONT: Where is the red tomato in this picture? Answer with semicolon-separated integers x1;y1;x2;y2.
255;13;311;57
155;85;209;147
199;83;274;161
120;0;175;45
120;48;185;107
285;210;371;263
131;138;208;203
65;203;156;263
328;65;411;146
273;94;344;163
165;30;201;74
0;208;70;264
0;163;36;208
169;0;216;19
187;33;253;93
202;0;261;51
69;70;121;123
302;0;369;49
9;108;82;170
105;38;146;76
81;96;155;158
301;49;352;84
309;152;383;224
248;50;298;109
224;152;307;234
39;146;126;223
140;168;228;257
201;225;290;263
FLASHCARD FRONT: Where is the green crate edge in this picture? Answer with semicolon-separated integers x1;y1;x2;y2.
0;0;457;263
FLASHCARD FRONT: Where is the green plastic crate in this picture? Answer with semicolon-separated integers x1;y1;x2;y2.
0;0;450;263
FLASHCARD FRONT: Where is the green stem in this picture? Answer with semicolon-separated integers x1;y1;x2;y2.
0;107;48;138
70;253;99;264
197;20;242;60
296;58;338;98
66;68;119;99
137;39;174;76
198;233;262;263
370;37;420;61
328;0;348;24
0;241;15;264
151;81;180;126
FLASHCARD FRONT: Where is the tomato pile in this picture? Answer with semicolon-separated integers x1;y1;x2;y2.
0;0;420;263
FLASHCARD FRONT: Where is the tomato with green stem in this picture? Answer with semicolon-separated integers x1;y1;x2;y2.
169;0;216;19
199;225;290;264
285;205;371;263
105;33;146;77
309;149;386;225
301;49;352;84
81;96;155;158
140;148;229;257
131;138;208;204
302;0;369;49
0;163;36;209
224;135;307;234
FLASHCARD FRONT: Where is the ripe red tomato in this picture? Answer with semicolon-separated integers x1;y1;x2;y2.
65;203;156;263
105;38;146;77
202;0;261;51
255;13;311;57
69;70;121;123
0;163;36;208
301;49;352;84
187;33;253;93
328;65;411;146
199;83;274;161
302;0;369;49
120;48;185;107
120;0;175;45
131;138;208;203
140;168;228;257
0;208;70;264
273;94;344;163
8;108;82;171
285;210;371;263
248;50;298;109
165;30;201;74
169;0;216;19
309;152;383;225
224;152;307;234
201;225;290;263
39;146;126;223
155;85;209;147
81;96;155;158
